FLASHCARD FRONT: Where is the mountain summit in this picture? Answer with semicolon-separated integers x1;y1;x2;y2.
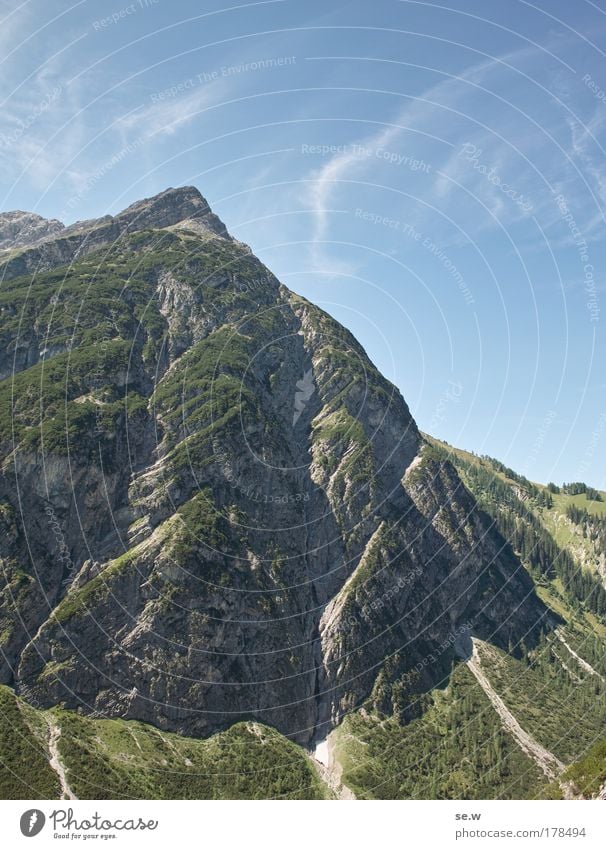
0;210;64;251
0;186;230;280
105;185;231;239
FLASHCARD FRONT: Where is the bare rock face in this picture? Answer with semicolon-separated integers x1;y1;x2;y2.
0;187;551;745
0;211;64;251
112;186;230;239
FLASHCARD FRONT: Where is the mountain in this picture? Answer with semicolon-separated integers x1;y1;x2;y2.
0;186;604;800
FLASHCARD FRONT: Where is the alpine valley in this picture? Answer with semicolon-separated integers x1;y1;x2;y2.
0;187;604;800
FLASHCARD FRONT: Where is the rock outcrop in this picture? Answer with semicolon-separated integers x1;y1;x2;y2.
0;211;64;251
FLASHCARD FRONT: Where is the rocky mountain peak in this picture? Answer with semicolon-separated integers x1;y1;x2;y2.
62;185;231;240
108;186;230;239
0;210;64;251
118;185;208;225
0;186;231;281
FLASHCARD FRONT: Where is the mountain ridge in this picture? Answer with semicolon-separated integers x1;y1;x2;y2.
0;186;232;281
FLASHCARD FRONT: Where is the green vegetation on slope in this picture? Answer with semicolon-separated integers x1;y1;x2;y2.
424;436;606;621
0;686;327;800
335;633;606;800
478;636;606;764
330;439;606;800
335;663;545;799
0;228;269;457
0;686;60;799
561;739;606;798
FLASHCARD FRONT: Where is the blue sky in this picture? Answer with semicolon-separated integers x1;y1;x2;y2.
2;0;606;487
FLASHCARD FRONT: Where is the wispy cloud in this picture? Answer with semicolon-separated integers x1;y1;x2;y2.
566;107;606;202
300;38;606;264
300;49;533;268
116;77;229;140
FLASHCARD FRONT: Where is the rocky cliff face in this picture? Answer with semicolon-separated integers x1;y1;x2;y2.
0;187;551;745
0;211;65;251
